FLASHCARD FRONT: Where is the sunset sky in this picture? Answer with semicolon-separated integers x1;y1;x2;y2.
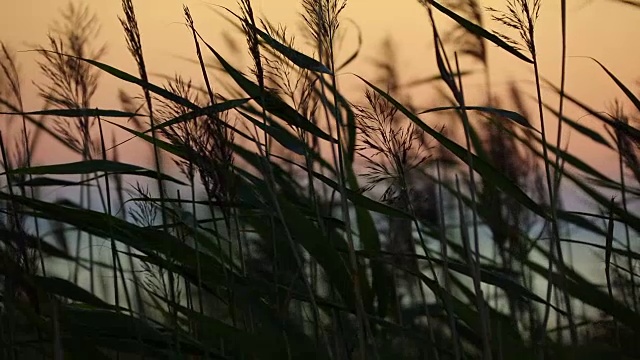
1;0;639;177
2;0;640;278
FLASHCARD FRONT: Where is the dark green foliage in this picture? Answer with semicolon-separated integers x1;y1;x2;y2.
0;1;639;359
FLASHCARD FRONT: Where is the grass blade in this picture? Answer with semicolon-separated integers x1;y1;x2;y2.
7;159;187;185
428;0;533;63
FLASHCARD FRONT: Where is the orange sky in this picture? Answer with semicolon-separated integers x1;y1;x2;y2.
1;0;639;175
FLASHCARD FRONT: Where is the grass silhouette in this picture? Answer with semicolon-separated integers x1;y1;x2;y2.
0;0;639;358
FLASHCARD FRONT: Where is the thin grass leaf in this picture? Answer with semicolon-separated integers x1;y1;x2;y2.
102;118;189;159
14;177;89;187
544;78;640;143
605;197;615;298
7;159;186;185
235;108;306;155
197;34;337;143
0;98;78;153
237;102;336;168
281;156;412;219
218;5;332;74
149;97;250;133
419;105;535;130
32;276;113;309
36;50;198;110
609;0;640;8
429;0;533;63
505;121;615;183
402;71;473;88
540;100;613;149
337;20;362;71
0;228;75;262
589;57;640;112
556;209;608;237
558;238;640;262
565;170;640;236
588;177;640;198
525;249;640;331
0;108;141;118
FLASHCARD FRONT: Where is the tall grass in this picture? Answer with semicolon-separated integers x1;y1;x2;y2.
0;0;639;359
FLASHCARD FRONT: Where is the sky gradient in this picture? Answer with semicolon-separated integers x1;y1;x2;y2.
1;0;639;175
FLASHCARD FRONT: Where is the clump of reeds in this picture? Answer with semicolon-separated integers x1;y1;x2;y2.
1;0;640;359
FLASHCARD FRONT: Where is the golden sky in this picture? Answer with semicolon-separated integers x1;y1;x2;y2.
1;0;639;175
